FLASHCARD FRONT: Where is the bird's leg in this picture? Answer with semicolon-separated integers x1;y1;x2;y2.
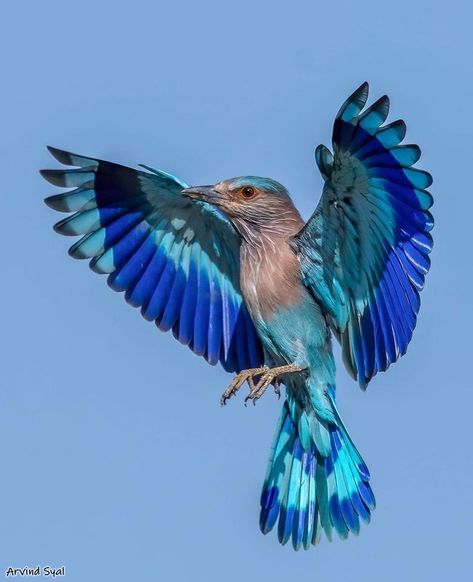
220;367;268;406
244;364;305;405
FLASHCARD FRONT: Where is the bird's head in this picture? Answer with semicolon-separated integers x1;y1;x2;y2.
182;177;302;239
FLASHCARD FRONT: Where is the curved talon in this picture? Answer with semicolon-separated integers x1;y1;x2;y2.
273;379;281;400
244;371;276;404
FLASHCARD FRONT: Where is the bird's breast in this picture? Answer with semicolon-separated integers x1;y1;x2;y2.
240;236;303;322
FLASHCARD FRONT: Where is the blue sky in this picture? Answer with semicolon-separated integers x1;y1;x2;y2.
1;1;471;580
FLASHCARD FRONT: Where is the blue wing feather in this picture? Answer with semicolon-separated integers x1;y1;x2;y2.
43;147;264;372
294;83;433;386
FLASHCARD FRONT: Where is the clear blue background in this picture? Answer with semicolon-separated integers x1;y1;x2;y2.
1;1;470;580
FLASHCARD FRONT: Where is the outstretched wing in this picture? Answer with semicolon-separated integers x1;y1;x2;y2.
292;83;433;388
42;147;264;372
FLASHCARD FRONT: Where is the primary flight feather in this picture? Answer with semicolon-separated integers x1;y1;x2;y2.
42;83;433;550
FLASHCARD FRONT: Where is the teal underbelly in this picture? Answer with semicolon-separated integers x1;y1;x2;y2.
255;292;331;370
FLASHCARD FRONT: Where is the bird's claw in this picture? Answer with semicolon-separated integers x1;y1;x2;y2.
220;367;267;406
244;370;281;406
220;364;304;407
273;379;281;400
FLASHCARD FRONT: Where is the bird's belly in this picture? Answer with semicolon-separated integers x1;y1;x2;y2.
245;284;329;369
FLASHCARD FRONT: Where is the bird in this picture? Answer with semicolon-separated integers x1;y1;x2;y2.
41;82;433;550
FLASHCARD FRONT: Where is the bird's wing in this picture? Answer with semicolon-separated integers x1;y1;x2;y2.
291;83;433;388
42;147;264;372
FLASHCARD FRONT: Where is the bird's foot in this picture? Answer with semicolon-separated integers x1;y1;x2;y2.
244;364;304;406
220;364;305;406
220;367;267;406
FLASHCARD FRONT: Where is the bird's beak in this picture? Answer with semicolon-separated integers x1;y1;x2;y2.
181;185;225;205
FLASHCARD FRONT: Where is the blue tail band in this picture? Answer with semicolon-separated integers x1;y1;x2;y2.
260;400;374;550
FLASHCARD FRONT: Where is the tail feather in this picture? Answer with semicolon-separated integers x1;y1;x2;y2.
325;452;349;539
278;438;303;545
316;455;332;541
260;399;374;550
293;448;310;550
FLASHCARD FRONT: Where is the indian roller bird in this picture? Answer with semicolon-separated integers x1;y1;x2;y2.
42;83;433;550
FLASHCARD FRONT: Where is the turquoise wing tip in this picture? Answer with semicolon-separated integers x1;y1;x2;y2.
336;81;370;122
46;145;69;164
315;144;334;180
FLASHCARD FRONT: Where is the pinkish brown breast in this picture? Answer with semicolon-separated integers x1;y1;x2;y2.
240;231;305;322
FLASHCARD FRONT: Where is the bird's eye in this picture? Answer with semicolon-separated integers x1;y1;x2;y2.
241;186;255;199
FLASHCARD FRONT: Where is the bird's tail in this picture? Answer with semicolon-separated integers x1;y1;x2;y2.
259;392;375;549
